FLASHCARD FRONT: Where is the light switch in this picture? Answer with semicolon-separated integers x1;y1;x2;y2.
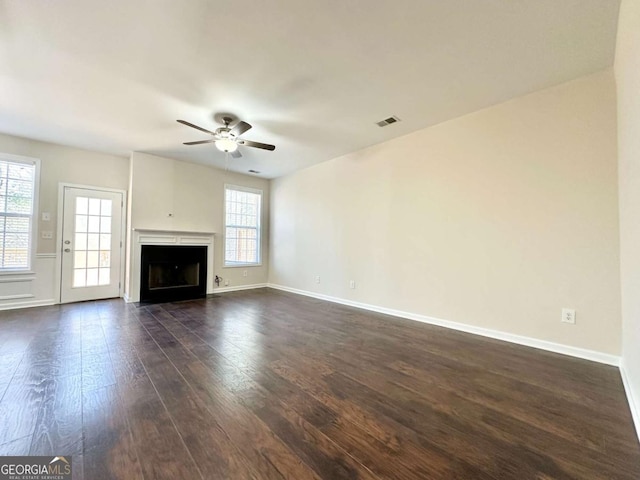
42;212;51;221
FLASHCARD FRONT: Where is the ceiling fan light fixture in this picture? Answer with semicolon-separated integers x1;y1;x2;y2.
179;117;275;153
215;138;238;152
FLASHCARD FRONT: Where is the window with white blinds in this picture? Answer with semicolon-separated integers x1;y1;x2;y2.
0;155;38;271
224;185;262;266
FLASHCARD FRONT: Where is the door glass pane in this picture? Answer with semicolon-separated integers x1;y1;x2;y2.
87;233;99;250
74;251;86;269
87;251;99;268
75;233;87;250
73;269;86;287
72;194;115;288
76;197;88;215
98;268;110;285
100;217;111;233
88;216;100;232
86;268;98;286
88;198;100;215
99;251;110;267
75;215;88;232
99;234;111;250
101;199;112;216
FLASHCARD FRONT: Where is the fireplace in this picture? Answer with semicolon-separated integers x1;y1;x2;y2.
140;245;207;303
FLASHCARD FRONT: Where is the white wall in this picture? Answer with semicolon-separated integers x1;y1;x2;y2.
615;0;640;435
126;152;270;298
0;132;129;309
269;70;621;356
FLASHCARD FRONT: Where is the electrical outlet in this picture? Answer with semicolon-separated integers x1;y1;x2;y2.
349;280;356;289
243;270;248;277
41;231;53;239
315;275;320;284
224;280;230;286
561;308;576;324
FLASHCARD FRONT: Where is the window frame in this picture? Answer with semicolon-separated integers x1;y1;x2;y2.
223;184;262;268
0;153;40;275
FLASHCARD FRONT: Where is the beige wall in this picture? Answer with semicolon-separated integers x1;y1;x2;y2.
0;132;129;253
269;70;621;355
0;132;129;308
615;0;640;427
128;152;270;293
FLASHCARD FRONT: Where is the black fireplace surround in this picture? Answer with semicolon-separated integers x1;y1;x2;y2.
140;245;207;303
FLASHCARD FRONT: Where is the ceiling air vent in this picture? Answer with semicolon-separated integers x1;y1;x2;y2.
376;115;401;127
248;169;261;174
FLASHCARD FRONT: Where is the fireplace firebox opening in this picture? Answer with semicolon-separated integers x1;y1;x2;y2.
140;245;207;302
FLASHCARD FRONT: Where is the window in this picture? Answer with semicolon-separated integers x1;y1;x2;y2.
0;155;38;272
224;185;262;266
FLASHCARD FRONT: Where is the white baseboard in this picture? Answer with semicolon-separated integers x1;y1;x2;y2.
620;361;640;443
267;283;620;367
213;283;267;294
0;298;56;311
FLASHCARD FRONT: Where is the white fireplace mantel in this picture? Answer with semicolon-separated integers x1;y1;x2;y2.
126;228;216;303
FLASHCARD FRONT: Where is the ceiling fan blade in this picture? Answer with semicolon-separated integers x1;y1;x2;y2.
238;139;276;151
230;149;242;158
230;120;252;137
177;119;216;135
183;139;215;145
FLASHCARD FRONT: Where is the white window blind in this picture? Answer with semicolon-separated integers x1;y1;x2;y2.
225;185;261;266
0;157;36;271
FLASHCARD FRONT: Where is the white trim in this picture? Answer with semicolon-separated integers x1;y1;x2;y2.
0;298;55;311
131;228;215;235
266;283;621;367
0;152;40;273
0;268;36;277
0;275;35;282
223;184;262;267
620;361;640;443
223;263;263;268
213;283;267;294
224;184;263;195
0;269;34;276
127;229;215;303
134;232;213;246
55;184;64;302
0;293;34;301
56;183;127;303
138;234;178;244
57;183;127;195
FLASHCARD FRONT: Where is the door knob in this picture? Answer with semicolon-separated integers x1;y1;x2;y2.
64;248;71;253
64;240;70;244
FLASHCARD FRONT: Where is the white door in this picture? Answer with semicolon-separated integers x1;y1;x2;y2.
60;186;124;303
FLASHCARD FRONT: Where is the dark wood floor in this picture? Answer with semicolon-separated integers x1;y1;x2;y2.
0;288;638;479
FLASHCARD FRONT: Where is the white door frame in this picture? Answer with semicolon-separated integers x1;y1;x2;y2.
55;183;127;304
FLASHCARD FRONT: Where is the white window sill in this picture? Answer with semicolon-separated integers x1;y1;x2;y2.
223;264;263;268
0;270;35;276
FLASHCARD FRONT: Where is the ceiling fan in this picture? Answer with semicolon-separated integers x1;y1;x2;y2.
177;116;275;158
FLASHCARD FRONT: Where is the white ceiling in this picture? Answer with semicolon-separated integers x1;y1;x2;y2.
0;0;620;178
